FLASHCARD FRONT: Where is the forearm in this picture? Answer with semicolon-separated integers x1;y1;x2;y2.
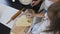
33;13;44;18
34;14;40;17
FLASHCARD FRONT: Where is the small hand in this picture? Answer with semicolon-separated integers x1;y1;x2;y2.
26;13;34;18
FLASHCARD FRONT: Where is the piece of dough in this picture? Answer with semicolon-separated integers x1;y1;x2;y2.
15;15;31;26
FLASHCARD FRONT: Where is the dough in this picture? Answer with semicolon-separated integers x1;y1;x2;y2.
15;15;31;26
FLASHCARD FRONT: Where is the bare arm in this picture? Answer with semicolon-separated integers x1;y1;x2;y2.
26;12;44;18
33;12;44;18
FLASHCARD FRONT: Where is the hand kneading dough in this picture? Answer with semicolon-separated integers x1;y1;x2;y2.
15;15;31;26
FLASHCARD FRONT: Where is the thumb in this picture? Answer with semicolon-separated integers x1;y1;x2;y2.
30;1;35;7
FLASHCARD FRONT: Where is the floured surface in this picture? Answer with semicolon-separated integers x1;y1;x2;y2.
10;9;33;34
10;14;33;34
0;4;19;28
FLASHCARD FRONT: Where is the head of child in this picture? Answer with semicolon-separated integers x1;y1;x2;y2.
44;1;60;34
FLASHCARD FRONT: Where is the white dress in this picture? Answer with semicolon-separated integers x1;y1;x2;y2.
28;0;54;34
31;13;54;34
45;0;54;10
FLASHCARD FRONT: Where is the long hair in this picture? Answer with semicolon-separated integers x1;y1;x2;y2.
44;1;60;34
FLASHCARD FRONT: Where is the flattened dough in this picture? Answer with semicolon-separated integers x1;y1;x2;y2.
15;15;31;26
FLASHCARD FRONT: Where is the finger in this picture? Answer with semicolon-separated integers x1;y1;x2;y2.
31;2;37;7
30;3;34;6
32;1;39;6
32;2;37;6
30;1;35;6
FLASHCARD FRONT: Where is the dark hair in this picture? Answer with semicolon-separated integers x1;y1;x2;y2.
44;1;60;34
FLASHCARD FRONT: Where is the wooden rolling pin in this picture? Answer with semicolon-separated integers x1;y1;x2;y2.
6;9;34;24
6;10;22;24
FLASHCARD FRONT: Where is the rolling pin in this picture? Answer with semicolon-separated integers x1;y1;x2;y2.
6;10;22;24
6;8;34;24
6;8;28;24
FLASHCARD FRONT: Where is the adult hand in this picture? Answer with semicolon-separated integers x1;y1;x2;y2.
30;0;41;7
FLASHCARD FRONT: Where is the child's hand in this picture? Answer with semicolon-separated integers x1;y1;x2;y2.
26;13;34;18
